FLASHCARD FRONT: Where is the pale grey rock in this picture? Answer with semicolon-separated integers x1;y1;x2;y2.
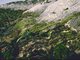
67;16;80;31
23;3;48;14
23;0;57;14
40;0;80;22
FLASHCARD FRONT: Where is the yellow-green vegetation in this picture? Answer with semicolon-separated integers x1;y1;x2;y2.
15;12;38;30
0;10;80;60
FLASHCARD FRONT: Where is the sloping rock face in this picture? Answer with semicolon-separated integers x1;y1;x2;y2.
23;0;57;14
40;0;80;22
23;3;49;14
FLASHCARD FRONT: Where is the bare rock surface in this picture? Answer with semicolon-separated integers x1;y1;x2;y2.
40;0;80;22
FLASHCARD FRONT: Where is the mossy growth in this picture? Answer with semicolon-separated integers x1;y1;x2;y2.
1;11;80;60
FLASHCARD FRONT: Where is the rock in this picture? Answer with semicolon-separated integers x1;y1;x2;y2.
23;0;57;14
23;3;50;14
39;0;80;22
66;14;80;31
